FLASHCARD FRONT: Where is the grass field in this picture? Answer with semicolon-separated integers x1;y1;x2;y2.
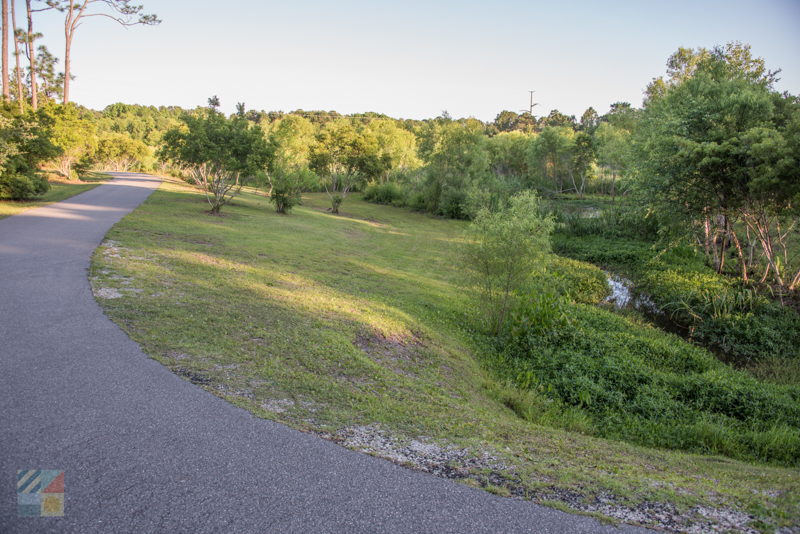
0;172;110;219
90;178;800;532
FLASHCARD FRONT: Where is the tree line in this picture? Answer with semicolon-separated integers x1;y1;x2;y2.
2;37;796;295
156;42;799;295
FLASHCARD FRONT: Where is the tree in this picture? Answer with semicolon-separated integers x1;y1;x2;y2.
0;106;59;199
462;190;554;334
268;114;316;170
366;118;420;179
24;0;54;111
541;109;576;129
579;107;599;133
266;166;314;214
424;119;490;217
32;45;64;102
493;110;519;132
10;0;21;112
308;119;375;214
488;131;535;177
602;102;638;132
645;42;779;103
46;102;96;178
571;131;595;198
594;122;630;199
2;0;8;102
635;45;800;288
48;0;160;104
160;101;271;214
528;126;575;193
94;132;148;171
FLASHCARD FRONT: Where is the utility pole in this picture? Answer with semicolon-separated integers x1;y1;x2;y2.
520;90;538;115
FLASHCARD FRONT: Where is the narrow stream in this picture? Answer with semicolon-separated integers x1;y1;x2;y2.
602;271;659;314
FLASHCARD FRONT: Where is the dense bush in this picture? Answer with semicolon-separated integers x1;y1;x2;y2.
531;256;609;304
0;173;50;200
268;167;315;214
463;191;554;334
363;182;406;206
639;266;800;361
554;229;800;363
496;300;800;466
0;107;60;199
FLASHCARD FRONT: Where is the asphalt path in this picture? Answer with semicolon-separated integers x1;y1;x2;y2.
0;173;651;533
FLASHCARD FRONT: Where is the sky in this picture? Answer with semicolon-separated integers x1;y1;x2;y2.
25;0;800;121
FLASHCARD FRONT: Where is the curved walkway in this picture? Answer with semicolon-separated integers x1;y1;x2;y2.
0;173;650;533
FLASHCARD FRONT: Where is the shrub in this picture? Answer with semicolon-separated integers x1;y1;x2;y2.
532;256;609;304
268;167;315;214
363;182;406;206
496;301;800;466
438;187;469;219
0;173;50;200
463;191;555;333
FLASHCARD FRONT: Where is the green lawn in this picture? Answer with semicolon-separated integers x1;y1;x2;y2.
0;172;110;219
90;178;800;532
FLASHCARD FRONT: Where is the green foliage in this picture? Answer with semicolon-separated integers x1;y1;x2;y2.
309;119;382;213
424;120;491;216
160;106;271;177
160;102;271;214
363;181;406;206
552;233;653;271
94;133;150;171
463;191;555;333
554;226;800;363
634;44;800;288
45;103;97;179
267;114;316;170
0;106;59;200
268;166;315;214
531;256;609;304
98;103;184;147
0;172;50;200
639;265;800;361
498;301;800;466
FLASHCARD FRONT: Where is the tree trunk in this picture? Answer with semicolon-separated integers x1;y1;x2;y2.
728;219;748;282
25;0;36;110
62;2;75;104
10;0;21;112
63;33;70;104
611;169;617;203
2;0;8;102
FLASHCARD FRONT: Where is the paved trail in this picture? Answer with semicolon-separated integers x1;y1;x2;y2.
0;173;650;533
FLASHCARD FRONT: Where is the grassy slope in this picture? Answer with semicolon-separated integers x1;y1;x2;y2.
0;172;110;219
90;179;799;532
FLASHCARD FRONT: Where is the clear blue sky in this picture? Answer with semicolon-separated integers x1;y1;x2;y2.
26;0;800;121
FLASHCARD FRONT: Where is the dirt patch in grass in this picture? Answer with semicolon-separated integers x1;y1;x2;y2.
354;330;425;377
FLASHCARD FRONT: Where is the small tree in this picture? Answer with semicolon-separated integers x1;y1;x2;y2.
309;119;372;214
463;190;555;334
267;166;314;214
94;133;148;171
160;100;271;215
45;102;97;179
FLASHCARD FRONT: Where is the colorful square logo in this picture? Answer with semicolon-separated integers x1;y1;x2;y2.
17;470;64;517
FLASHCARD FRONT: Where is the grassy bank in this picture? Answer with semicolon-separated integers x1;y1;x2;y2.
90;179;799;532
0;172;111;219
552;203;800;373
